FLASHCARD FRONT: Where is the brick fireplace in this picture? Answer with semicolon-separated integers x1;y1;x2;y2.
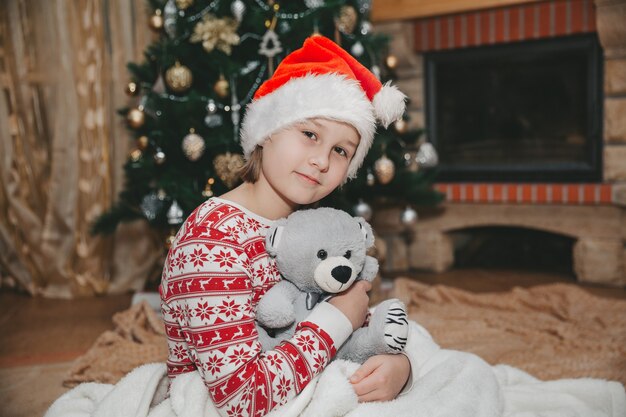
372;0;626;286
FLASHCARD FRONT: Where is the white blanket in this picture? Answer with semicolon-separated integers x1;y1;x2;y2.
46;323;626;417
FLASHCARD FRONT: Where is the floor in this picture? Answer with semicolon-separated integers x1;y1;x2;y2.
1;268;624;417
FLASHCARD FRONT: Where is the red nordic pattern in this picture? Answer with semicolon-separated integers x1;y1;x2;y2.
160;198;338;417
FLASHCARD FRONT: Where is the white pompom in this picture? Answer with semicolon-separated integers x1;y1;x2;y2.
372;81;407;128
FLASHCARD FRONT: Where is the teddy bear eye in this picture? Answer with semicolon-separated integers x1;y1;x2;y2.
344;250;351;259
317;249;327;260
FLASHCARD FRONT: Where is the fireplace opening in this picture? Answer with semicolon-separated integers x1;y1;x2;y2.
425;34;603;182
451;226;575;274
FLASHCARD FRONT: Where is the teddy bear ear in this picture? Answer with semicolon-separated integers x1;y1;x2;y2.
355;217;375;248
265;219;287;256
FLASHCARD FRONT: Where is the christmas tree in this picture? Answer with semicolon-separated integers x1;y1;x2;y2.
93;0;442;245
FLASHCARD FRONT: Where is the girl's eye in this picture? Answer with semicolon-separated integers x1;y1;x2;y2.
303;131;317;140
334;146;347;157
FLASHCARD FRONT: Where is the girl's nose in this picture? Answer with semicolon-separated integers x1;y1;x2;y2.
309;151;329;172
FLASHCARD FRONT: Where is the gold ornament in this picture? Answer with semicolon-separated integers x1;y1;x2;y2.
374;154;395;185
125;81;139;96
336;6;358;34
175;0;193;10
165;61;193;93
213;152;244;188
127;107;145;129
190;13;240;55
202;178;215;198
393;118;408;134
148;9;164;32
213;75;229;98
181;129;205;161
130;148;142;162
385;54;399;70
137;135;149;150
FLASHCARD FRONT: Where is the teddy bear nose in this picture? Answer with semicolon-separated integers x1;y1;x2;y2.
331;265;352;283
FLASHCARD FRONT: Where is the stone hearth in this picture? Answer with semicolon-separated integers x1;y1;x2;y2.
371;0;626;286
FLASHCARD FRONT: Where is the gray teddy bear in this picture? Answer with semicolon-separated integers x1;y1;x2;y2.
255;207;409;364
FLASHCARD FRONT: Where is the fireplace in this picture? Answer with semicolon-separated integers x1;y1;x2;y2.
425;33;603;182
369;0;626;286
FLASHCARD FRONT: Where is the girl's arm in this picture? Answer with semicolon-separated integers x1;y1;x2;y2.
161;228;353;417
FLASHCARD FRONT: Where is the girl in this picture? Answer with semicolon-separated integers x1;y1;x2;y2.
159;35;413;417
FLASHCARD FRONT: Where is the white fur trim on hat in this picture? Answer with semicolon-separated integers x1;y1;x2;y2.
240;73;376;179
373;81;407;128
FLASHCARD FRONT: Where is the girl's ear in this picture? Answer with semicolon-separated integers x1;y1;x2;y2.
265;219;287;256
355;217;375;248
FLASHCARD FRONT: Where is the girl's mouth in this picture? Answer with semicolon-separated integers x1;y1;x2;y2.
296;172;321;185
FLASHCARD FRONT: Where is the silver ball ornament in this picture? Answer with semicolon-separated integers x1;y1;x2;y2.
360;21;372;35
305;0;325;8
400;206;418;227
205;100;223;127
154;148;166;165
351;41;364;57
206;99;217;114
354;199;373;221
140;192;165;221
366;169;375;186
416;142;439;168
231;0;246;22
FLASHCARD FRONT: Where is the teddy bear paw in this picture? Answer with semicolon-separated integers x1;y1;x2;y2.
384;301;409;352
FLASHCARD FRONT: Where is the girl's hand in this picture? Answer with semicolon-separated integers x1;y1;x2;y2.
349;354;411;402
328;280;371;331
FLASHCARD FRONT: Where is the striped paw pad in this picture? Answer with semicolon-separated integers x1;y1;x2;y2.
384;302;409;352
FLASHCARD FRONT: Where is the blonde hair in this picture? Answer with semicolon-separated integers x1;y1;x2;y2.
238;146;263;183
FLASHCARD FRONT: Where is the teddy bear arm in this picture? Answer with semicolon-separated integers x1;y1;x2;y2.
256;281;299;329
359;255;379;283
335;327;381;363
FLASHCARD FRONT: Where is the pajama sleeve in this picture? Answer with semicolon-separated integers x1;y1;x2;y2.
161;228;353;417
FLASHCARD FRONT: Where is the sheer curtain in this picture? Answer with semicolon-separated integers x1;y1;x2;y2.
0;0;164;297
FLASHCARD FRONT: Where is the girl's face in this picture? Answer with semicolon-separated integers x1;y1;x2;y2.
258;118;360;207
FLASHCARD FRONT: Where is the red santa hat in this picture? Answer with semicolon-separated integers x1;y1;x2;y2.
240;35;406;179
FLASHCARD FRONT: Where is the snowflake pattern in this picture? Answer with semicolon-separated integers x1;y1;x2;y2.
223;224;240;240
241;258;253;275
275;375;290;400
235;218;247;233
213;249;236;268
171;304;184;322
180;303;192;324
264;353;283;368
205;353;225;376
226;402;245;417
240;384;255;403
295;334;316;354
171;250;187;271
189;247;209;268
218;298;241;318
172;344;187;360
228;347;251;367
194;301;211;321
311;353;325;373
246;218;263;233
